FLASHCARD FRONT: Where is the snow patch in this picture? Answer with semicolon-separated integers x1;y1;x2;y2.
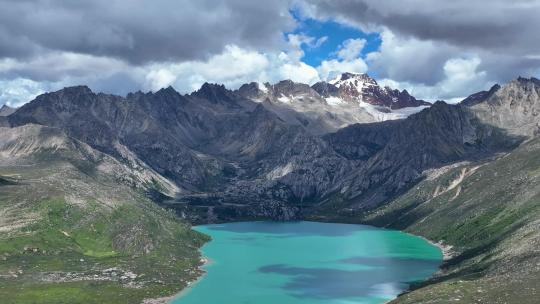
277;95;292;104
266;163;294;180
325;97;346;106
359;102;428;122
257;82;268;94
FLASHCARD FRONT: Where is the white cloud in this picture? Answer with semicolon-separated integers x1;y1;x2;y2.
317;38;368;80
366;29;459;85
378;56;490;102
336;38;366;61
0;25;507;107
0;38;323;105
0;52;129;82
146;43;320;93
0;78;47;107
145;69;177;91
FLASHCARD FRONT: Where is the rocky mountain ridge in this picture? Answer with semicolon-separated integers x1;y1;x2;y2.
2;75;538;222
237;73;431;134
321;72;430;109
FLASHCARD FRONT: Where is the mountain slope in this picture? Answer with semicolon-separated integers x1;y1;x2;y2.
320;100;522;209
356;137;540;303
0;125;208;304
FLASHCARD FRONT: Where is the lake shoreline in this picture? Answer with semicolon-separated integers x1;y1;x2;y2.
170;221;443;304
422;237;455;261
142;254;212;304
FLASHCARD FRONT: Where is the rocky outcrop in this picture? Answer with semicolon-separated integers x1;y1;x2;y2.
460;84;501;106
463;77;540;137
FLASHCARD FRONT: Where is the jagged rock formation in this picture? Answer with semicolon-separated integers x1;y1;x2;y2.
237;73;431;134
463;77;540;137
460;84;501;106
322;100;521;208
318;72;431;109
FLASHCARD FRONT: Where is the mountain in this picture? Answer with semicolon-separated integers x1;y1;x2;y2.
237;73;431;134
460;83;501;106
359;135;540;304
0;104;16;116
320;72;431;109
463;77;540;137
3;76;528;222
4;84;347;221
319;100;521;210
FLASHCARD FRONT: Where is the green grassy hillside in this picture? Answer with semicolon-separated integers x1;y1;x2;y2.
0;126;208;304
359;139;540;303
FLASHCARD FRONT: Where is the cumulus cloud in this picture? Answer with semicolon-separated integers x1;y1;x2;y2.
336;39;366;61
317;38;368;80
0;39;322;105
145;44;320;92
0;78;48;107
365;30;459;85
378;56;490;102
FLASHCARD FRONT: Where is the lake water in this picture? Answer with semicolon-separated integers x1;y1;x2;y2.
172;221;442;304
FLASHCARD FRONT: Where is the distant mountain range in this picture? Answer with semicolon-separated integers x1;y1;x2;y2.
1;73;537;221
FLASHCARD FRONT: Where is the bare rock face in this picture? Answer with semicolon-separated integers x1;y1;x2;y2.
237;79;376;135
463;77;540;137
460;84;501;106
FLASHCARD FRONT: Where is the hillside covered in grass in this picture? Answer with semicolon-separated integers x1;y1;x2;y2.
358;138;540;303
0;125;208;304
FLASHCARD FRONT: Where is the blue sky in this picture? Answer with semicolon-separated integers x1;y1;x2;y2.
291;12;381;68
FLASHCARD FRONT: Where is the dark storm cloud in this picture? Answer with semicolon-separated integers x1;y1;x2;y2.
303;0;540;57
0;0;295;64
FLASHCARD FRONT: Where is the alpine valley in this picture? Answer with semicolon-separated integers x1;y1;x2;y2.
1;73;539;303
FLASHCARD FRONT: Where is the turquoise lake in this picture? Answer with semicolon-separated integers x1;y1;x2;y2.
172;221;442;304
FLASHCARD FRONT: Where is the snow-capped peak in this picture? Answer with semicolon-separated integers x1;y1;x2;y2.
328;73;378;99
329;72;376;86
